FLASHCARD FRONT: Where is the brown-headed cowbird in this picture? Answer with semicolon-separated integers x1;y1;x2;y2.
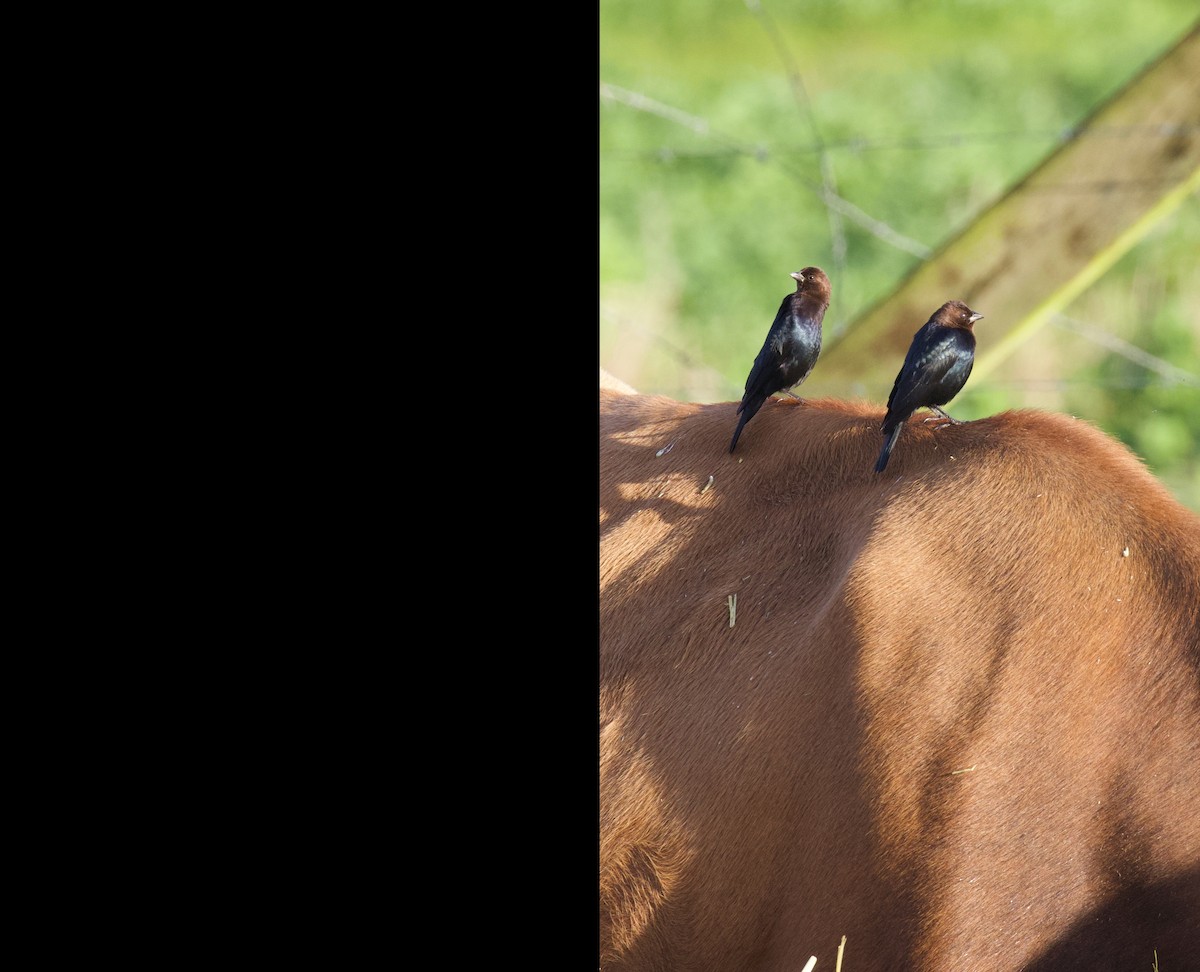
874;300;983;473
729;266;831;454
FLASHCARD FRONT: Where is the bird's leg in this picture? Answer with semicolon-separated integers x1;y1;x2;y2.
924;405;965;426
782;390;803;400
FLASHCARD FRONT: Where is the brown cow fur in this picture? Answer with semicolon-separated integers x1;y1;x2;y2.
599;390;1200;972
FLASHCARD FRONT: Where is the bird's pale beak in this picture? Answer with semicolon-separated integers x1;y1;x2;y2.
790;272;804;282
970;313;984;323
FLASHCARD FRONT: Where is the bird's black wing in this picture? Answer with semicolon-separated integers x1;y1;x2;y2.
887;327;975;421
739;298;793;407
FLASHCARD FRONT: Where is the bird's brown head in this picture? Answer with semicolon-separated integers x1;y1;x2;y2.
790;266;832;304
935;299;984;330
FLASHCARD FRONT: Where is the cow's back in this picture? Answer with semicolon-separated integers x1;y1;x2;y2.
599;389;1200;971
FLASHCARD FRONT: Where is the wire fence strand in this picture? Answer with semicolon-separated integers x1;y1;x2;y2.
600;81;933;259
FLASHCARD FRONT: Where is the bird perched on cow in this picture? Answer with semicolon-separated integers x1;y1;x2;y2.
875;300;983;473
729;266;831;454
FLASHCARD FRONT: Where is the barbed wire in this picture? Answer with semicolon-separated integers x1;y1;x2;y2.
1050;314;1200;386
601;81;1198;256
600;81;933;259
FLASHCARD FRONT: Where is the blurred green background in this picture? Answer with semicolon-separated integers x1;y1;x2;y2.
600;0;1200;511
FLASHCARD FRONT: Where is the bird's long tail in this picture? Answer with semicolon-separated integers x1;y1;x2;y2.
729;397;763;454
875;423;903;473
729;413;750;454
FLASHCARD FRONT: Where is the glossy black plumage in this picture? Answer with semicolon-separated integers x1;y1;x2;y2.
729;267;831;454
874;300;983;473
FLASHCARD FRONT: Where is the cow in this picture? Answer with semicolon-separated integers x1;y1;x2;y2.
599;387;1200;972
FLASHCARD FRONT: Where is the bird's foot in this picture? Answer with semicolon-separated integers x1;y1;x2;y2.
924;406;965;426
